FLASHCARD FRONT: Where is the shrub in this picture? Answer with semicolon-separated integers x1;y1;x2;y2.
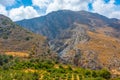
99;69;111;79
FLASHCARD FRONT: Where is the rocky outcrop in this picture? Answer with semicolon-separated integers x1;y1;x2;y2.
50;23;89;56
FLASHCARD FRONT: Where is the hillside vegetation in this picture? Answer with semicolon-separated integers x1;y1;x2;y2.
0;54;115;80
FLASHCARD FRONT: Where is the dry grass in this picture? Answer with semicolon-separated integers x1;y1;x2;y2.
111;69;120;75
5;52;29;57
24;69;37;73
77;30;120;65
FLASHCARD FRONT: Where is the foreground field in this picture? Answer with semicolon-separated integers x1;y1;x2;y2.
0;54;119;80
0;69;111;80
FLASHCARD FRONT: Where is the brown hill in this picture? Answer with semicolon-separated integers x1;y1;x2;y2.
0;14;57;60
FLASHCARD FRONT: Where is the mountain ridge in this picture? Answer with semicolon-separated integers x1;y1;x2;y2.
16;10;120;39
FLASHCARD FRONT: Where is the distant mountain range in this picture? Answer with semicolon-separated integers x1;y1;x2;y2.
16;10;120;70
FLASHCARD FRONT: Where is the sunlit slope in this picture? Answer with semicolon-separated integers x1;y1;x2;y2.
77;27;120;70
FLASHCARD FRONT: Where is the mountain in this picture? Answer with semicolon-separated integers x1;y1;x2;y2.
16;10;120;72
16;10;120;39
0;14;57;60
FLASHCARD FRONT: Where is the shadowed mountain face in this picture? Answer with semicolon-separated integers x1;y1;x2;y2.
0;14;57;60
16;10;120;70
16;10;120;39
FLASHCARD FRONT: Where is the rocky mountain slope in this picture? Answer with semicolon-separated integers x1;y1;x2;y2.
16;10;120;39
16;10;120;71
0;14;57;60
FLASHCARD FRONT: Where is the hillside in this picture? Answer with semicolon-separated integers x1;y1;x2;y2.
0;14;57;60
16;10;120;74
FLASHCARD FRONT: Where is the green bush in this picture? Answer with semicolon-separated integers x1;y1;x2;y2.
2;34;8;39
99;69;111;79
0;70;39;80
0;54;13;66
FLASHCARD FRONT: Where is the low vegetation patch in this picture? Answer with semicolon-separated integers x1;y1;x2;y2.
0;54;117;80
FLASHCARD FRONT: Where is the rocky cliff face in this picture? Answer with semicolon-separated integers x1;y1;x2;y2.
16;10;120;71
50;23;89;54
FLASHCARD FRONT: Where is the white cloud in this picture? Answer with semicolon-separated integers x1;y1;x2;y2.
0;0;15;6
32;0;120;19
0;4;8;16
109;11;120;19
9;6;39;21
32;0;92;14
32;0;52;8
92;0;120;19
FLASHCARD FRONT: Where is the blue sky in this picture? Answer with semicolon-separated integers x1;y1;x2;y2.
0;0;120;21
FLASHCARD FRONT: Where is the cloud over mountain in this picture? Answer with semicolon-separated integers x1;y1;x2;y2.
0;0;120;21
0;4;8;16
32;0;92;13
9;6;39;21
92;0;120;19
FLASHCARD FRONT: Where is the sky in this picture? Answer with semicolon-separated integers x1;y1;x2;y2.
0;0;120;21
